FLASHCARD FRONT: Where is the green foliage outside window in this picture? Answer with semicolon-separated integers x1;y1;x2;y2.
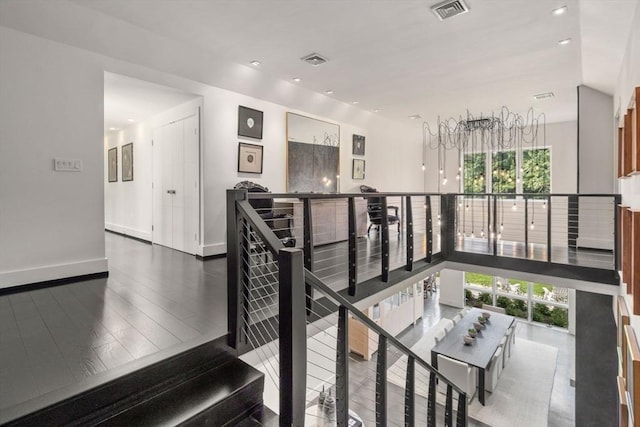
523;148;550;194
492;151;516;193
464;153;486;194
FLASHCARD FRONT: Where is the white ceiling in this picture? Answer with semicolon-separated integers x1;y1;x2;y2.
104;73;200;132
2;0;637;126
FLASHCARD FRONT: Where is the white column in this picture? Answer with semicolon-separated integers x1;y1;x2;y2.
439;269;465;308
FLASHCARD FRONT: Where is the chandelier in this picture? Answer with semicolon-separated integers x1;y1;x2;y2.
421;107;547;188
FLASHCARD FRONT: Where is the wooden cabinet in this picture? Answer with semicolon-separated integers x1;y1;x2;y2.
275;198;368;247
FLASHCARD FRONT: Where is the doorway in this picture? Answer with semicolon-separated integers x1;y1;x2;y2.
152;112;200;255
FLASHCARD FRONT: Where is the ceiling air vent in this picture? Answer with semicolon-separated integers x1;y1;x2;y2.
533;92;555;100
301;53;329;67
431;0;469;21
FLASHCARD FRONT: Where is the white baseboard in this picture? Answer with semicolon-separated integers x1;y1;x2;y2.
201;243;226;257
0;258;109;289
105;223;151;242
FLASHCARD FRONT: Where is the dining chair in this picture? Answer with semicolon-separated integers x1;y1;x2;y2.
485;346;504;392
442;318;454;333
452;313;462;324
482;303;506;314
436;354;477;400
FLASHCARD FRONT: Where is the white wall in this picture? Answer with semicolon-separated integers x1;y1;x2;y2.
104;122;152;241
578;85;614;194
614;2;640;210
0;24;422;284
0;26;107;288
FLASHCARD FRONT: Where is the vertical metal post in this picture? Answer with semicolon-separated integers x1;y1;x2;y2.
405;356;415;427
279;248;307;427
303;198;314;313
524;195;529;258
226;189;245;349
427;371;437;427
425;196;433;263
486;195;491;252
492;195;498;256
456;391;468;427
547;195;552;263
376;335;387;426
336;306;349;427
445;385;453;427
348;197;358;296
614;195;621;271
405;196;414;271
440;194;455;258
568;195;579;249
381;197;390;282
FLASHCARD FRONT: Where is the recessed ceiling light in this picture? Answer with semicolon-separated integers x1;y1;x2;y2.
552;6;568;16
250;60;261;66
558;38;571;46
127;118;135;122
408;114;422;120
374;109;381;113
533;92;555;100
292;77;301;82
109;127;117;131
325;90;334;95
351;101;359;105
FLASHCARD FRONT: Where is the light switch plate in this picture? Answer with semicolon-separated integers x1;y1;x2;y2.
54;158;82;172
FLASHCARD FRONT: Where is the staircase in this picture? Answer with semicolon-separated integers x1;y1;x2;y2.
3;336;271;426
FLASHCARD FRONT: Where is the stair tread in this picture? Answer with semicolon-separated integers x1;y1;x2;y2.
101;358;263;426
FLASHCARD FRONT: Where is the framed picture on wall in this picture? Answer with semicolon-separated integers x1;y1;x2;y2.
352;134;365;156
108;147;117;182
238;142;263;174
122;142;133;181
353;159;365;180
238;105;264;139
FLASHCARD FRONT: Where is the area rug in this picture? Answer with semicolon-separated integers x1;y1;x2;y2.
388;334;558;427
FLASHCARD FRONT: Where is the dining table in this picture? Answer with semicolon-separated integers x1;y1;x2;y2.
430;307;515;405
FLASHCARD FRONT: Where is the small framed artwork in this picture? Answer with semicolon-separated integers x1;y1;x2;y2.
238;105;264;139
122;142;133;182
238;142;263;174
353;134;365;156
353;159;365;180
108;147;117;182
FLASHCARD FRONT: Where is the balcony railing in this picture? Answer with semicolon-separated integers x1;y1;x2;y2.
227;189;467;426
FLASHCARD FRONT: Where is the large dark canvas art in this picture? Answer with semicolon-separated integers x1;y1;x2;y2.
286;113;340;193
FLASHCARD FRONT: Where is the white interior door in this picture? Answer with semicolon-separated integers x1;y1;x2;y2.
152;112;199;255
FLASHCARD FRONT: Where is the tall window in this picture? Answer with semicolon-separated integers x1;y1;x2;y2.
463;153;486;194
522;148;550;194
492;151;516;194
463;148;550;194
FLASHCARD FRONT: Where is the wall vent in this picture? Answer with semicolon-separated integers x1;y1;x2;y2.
301;53;329;67
533;92;555;100
431;0;469;21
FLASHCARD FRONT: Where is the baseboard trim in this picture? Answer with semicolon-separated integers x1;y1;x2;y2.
196;253;226;261
105;224;151;243
0;272;109;296
0;258;109;290
202;243;226;257
105;229;152;245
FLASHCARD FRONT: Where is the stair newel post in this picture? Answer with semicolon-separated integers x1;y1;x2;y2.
425;195;433;263
303;198;314;314
278;248;307;427
440;194;455;258
614;194;622;271
381;197;390;282
524;194;529;259
546;195;552;263
348;197;358;296
336;306;350;427
405;196;414;271
226;189;246;349
376;335;388;425
492;195;498;256
405;355;415;427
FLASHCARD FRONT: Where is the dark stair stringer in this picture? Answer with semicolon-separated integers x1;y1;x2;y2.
3;335;267;426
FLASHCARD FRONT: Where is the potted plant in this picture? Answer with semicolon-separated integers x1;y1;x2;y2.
468;328;477;338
